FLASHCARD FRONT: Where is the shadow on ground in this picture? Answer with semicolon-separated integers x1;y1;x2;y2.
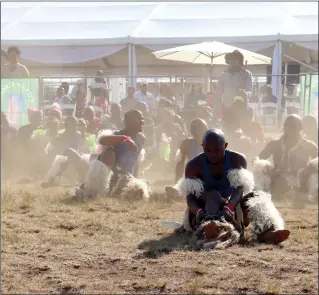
136;231;195;259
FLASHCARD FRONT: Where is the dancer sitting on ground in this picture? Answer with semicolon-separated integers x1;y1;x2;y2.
75;109;149;199
42;110;145;190
165;118;208;198
176;129;290;244
258;114;318;204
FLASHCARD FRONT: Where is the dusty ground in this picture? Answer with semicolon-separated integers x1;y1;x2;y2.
1;180;318;294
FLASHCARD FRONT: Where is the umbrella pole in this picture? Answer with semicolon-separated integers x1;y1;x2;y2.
210;56;214;92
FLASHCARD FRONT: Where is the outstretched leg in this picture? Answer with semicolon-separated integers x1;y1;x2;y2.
240;192;290;244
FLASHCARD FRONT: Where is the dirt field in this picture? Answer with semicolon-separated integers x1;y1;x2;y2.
1;182;318;294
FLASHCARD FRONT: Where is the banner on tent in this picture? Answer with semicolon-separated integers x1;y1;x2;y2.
1;78;39;128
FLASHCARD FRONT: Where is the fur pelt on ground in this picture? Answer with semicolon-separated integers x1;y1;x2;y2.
252;157;273;192
246;190;285;240
196;220;241;250
108;168;151;200
45;155;68;181
75;160;113;198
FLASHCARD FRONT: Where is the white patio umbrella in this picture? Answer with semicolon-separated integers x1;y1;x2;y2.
153;41;271;92
152;41;271;66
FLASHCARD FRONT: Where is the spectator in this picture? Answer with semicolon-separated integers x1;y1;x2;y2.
156;83;176;106
134;81;155;112
153;98;173;126
262;85;277;103
241;107;264;144
184;84;206;109
214;50;253;124
54;86;69;105
135;101;149;118
1;112;17;140
89;70;109;116
2;46;29;78
102;103;124;130
47;103;63;122
71;79;87;118
61;82;70;96
18;109;43;145
302;115;318;145
120;86;138;113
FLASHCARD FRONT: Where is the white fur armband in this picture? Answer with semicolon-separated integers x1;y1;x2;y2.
174;177;204;197
252;157;273;192
227;169;254;195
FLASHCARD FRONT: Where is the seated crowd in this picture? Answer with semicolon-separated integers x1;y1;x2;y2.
1;81;318;247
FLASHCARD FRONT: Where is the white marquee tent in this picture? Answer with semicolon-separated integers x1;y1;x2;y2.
1;1;318;81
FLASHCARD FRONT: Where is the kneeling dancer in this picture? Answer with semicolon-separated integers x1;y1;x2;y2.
75;110;150;200
176;129;290;248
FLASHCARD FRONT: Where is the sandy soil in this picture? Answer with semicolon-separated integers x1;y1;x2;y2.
1;180;318;294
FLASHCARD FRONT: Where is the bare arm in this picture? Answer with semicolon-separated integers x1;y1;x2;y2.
99;135;127;147
259;140;276;160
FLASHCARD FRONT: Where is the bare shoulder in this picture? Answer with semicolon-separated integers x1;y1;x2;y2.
229;150;247;169
185;154;203;175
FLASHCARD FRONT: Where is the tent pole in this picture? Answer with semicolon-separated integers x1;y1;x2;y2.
210;55;213;92
128;43;132;87
271;40;283;131
308;74;312;115
283;54;318;72
132;44;137;88
284;62;288;87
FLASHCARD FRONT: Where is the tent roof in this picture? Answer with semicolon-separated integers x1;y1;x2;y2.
1;2;318;46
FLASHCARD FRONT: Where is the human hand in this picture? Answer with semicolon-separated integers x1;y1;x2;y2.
195;209;207;226
221;204;234;222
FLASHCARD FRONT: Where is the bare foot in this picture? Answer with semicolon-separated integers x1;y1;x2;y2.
258;229;290;244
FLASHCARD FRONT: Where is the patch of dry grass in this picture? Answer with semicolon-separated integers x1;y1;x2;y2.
1;183;318;294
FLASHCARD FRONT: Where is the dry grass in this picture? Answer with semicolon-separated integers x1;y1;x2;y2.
1;181;318;294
